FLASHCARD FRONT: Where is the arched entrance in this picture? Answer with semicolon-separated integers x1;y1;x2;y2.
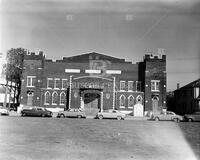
80;88;102;116
27;91;34;106
152;96;159;114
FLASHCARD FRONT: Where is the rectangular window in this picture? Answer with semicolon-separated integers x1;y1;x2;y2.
120;81;126;91
136;81;142;91
27;76;36;87
47;78;53;88
151;80;160;92
62;79;68;89
128;81;133;91
54;78;60;89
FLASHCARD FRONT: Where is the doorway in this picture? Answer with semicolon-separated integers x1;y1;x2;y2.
27;92;34;106
152;96;159;114
80;89;102;116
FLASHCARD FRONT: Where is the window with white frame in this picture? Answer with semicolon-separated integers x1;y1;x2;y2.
54;78;60;89
136;81;141;91
62;79;68;89
128;95;134;108
128;81;133;91
119;95;126;108
136;95;143;104
47;78;53;88
120;81;126;91
27;76;36;87
44;91;51;105
60;92;66;105
151;80;160;92
52;91;58;105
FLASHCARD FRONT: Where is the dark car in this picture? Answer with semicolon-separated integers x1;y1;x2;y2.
57;108;86;118
184;112;200;122
21;106;52;117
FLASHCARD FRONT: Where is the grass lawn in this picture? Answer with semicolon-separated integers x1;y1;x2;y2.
0;117;199;160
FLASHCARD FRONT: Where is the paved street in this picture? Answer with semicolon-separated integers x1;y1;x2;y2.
0;116;199;160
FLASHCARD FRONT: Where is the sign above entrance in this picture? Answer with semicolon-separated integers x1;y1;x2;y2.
106;70;121;74
85;70;101;74
65;69;80;73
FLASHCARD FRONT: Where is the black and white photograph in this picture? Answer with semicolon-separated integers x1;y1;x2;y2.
0;0;200;160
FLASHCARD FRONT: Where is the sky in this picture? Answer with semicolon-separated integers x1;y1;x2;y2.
0;0;200;91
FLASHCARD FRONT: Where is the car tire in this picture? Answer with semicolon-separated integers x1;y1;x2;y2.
98;115;103;119
155;117;159;121
188;118;193;122
42;114;45;117
173;118;180;122
77;115;82;119
117;116;122;120
60;114;65;118
21;113;26;117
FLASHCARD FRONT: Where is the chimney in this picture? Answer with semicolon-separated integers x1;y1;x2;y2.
177;83;180;89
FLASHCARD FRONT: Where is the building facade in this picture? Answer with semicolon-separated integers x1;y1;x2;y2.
173;79;200;115
20;51;166;116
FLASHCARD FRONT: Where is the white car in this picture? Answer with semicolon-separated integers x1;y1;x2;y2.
96;109;126;120
152;111;183;122
0;106;9;116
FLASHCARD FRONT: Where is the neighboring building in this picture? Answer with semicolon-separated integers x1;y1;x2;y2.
173;79;200;115
0;85;12;106
20;51;166;116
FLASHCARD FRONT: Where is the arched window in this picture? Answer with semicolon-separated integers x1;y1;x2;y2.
44;91;51;105
60;92;66;105
52;91;58;105
119;95;126;108
128;95;134;108
136;95;143;104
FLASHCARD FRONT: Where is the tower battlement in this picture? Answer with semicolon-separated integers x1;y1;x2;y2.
24;50;45;60
144;53;166;61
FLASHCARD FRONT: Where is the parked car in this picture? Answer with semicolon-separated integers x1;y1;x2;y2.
96;109;126;120
57;108;86;118
184;112;200;122
21;106;52;117
151;111;183;122
0;106;9;116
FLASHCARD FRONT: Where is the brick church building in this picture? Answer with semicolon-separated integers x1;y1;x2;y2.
20;51;166;116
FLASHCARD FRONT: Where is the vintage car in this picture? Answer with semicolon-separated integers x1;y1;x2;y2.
57;108;86;118
21;106;52;117
0;106;9;116
96;109;126;120
151;111;183;122
184;112;200;122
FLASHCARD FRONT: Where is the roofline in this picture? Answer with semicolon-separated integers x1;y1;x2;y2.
174;78;200;92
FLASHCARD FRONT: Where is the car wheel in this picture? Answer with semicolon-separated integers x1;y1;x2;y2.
98;115;103;119
77;115;82;119
42;114;45;117
60;114;65;118
173;118;180;122
117;116;122;120
155;117;159;121
21;113;26;117
188;118;193;122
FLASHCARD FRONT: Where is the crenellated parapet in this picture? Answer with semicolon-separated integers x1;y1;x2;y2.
24;50;45;60
144;53;166;61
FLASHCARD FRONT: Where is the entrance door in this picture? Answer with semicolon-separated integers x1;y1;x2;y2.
152;96;159;114
83;92;100;116
27;92;33;106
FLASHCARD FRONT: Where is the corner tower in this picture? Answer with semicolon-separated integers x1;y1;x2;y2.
142;53;166;114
